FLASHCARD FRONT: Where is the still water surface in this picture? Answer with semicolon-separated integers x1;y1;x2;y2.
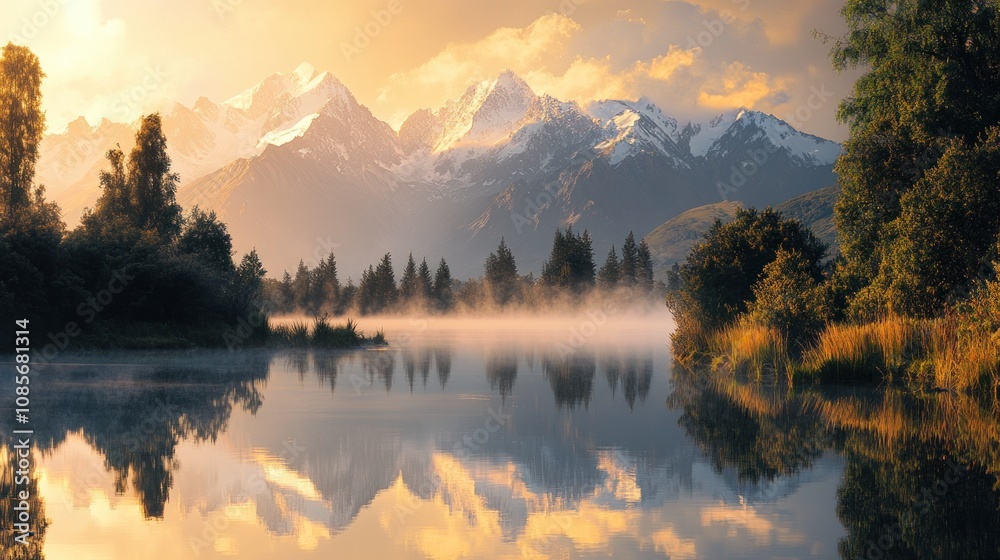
2;314;998;559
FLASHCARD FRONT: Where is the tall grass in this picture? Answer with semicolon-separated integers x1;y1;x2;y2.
269;316;386;349
801;318;919;382
708;323;789;380
700;315;999;391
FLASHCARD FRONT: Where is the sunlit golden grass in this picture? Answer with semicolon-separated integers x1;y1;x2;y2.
707;323;789;379
702;315;999;391
801;317;920;382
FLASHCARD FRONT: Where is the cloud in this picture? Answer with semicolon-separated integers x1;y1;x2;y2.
523;44;699;104
697;61;789;110
382;14;579;96
646;45;700;81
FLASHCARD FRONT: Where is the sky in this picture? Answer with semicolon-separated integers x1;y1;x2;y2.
4;0;861;141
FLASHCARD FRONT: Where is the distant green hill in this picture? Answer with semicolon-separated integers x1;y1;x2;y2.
644;201;744;275
646;185;840;277
775;184;840;256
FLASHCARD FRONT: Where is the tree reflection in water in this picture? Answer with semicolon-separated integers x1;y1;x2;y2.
668;363;1000;559
3;352;271;522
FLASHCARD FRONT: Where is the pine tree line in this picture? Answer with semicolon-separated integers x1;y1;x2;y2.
265;227;661;316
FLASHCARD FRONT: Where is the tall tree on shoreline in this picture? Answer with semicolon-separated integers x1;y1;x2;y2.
0;43;44;220
829;0;1000;317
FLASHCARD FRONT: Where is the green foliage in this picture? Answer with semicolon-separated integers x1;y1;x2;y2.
747;249;831;343
399;252;420;301
541;227;595;291
91;114;183;243
637;238;654;291
831;0;1000;317
432;257;453;309
620;231;639;286
178;207;234;274
484;237;519;304
597;245;620;289
667;207;827;331
0;43;44;219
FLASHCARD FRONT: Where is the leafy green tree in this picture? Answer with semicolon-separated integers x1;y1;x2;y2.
597;245;620;289
0;43;44;220
127;114;183;241
620;232;639;286
178;207;234;274
666;208;827;330
829;0;1000;317
485;238;518;304
748;249;831;342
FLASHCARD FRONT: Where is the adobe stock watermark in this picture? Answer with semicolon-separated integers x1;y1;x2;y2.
349;315;432;394
340;0;403;63
556;297;621;357
785;84;835;131
559;0;586;16
511;183;560;234
394;406;512;522
33;269;135;370
4;0;71;45
112;65;170;122
686;0;751;51
855;458;969;560
189;438;307;556
716;143;779;201
211;0;242;20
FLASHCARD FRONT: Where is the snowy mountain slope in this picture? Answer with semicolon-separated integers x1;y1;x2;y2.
42;65;841;277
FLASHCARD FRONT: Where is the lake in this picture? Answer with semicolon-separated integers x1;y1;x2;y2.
2;312;998;559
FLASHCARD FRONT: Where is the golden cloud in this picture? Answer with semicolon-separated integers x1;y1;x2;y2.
697;61;789;109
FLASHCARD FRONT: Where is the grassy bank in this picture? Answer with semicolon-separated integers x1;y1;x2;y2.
698;316;1000;391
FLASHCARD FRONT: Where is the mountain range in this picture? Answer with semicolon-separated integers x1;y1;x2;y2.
39;63;841;278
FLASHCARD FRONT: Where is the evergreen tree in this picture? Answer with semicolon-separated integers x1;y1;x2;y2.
399;252;419;302
373;252;398;310
620;232;639;286
310;252;341;313
279;271;294;313
292;260;311;311
417;257;433;301
233;249;267;316
0;43;44;220
541;227;595;290
433;258;452;309
637;239;655;291
597;245;620;289
357;265;377;314
484;237;518;304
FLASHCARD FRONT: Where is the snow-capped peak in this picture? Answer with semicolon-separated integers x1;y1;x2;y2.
292;62;317;87
427;70;538;153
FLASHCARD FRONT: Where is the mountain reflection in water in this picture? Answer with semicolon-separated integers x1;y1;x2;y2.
1;318;997;559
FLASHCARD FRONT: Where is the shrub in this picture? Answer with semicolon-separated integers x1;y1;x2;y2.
747;249;831;345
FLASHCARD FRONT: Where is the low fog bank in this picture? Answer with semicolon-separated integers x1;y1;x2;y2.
271;304;676;349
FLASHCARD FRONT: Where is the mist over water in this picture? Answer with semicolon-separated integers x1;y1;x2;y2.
272;305;676;349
